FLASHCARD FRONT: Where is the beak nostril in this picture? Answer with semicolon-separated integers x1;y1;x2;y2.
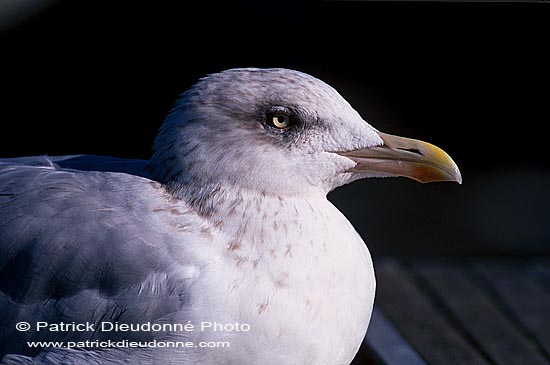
396;147;423;156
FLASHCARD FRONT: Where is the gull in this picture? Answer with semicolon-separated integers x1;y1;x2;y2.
0;68;461;365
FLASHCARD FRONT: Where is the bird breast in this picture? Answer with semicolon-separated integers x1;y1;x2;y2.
180;194;376;365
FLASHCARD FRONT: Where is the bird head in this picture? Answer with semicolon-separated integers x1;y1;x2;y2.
149;68;461;201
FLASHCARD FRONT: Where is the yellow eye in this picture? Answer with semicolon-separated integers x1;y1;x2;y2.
270;113;291;129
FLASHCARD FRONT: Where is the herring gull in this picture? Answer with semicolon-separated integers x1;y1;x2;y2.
0;68;461;365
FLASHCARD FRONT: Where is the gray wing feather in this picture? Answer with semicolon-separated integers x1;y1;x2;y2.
0;156;196;359
2;154;151;178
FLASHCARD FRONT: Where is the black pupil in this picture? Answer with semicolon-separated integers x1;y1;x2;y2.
276;115;285;125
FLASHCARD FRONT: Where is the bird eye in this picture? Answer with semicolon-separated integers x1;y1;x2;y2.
268;113;291;130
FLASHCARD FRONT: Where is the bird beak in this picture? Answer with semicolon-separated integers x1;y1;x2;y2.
338;132;462;184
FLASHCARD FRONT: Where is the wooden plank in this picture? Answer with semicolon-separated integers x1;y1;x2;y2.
412;261;548;365
374;259;490;365
528;258;550;294
364;307;427;365
473;260;550;357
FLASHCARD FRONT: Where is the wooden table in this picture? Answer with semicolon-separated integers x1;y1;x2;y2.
352;258;550;365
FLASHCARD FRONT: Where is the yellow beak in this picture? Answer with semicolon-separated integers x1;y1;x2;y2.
338;132;462;184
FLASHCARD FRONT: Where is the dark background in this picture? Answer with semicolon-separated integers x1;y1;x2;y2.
1;0;549;257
